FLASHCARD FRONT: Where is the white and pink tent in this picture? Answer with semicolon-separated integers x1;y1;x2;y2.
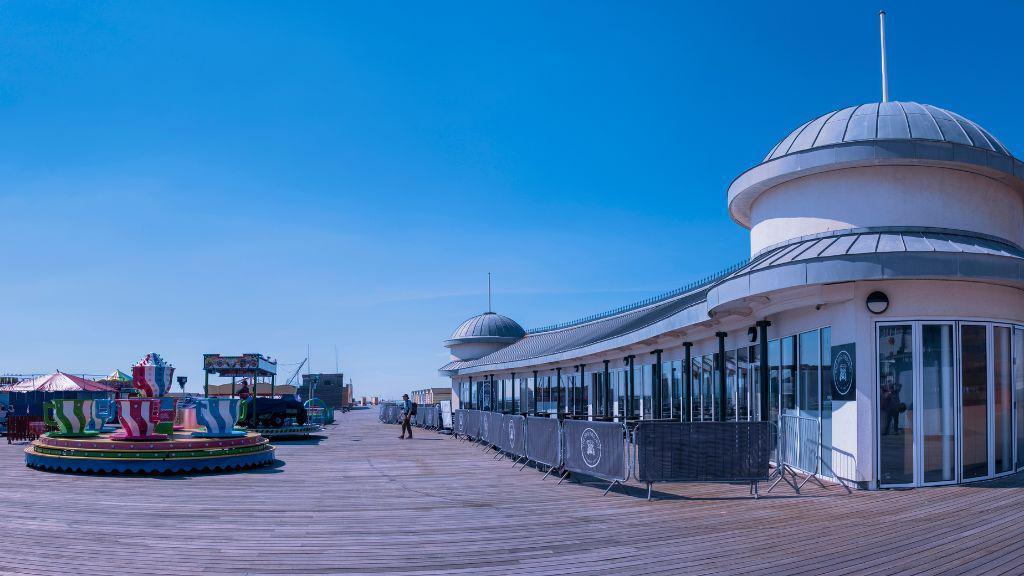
0;371;116;393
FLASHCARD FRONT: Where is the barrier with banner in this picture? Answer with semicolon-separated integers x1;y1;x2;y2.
525;416;560;469
486;412;504;447
635;421;773;499
465;409;481;439
441;401;453;430
502;414;526;460
454;409;467;435
562;419;629;488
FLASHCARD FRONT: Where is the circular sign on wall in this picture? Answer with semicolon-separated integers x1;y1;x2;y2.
581;428;602;468
834;349;854;397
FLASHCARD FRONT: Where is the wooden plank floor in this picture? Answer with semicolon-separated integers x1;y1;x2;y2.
4;409;1024;575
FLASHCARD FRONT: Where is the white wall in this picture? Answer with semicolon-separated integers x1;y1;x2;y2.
749;166;1024;254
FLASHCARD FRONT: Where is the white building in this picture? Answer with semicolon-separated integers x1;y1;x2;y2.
440;101;1024;489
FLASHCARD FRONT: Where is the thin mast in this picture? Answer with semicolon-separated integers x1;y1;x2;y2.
879;10;889;103
487;272;492;313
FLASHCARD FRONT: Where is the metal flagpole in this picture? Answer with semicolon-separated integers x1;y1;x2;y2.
879;10;888;102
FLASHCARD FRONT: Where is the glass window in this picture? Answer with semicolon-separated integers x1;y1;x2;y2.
921;324;955;483
768;339;780;425
737;347;749;421
798;330;820;419
640;364;653;419
820;328;833;477
661;361;672;419
701;355;714;421
781;336;796;414
1016;328;1024;471
725;350;737;421
961;324;988;480
690;357;701;421
994;326;1013;474
749;345;760;422
671;360;682;421
526;377;536;414
879;324;914;485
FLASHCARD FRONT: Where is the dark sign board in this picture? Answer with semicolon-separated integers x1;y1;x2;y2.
831;343;856;401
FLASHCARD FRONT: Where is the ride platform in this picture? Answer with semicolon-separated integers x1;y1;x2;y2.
249;423;323;439
25;430;276;474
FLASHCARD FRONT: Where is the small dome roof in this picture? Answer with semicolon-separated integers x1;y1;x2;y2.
727;101;1024;228
765;101;1011;161
447;312;526;344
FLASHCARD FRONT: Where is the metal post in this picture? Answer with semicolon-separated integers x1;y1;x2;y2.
510;372;516;414
231;376;236;399
716;332;727;422
757;320;771;421
532;370;538;415
203;370;209;398
626;356;635;423
682;342;692;422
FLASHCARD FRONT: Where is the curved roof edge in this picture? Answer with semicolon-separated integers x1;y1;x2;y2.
444;228;1024;377
727;140;1024;228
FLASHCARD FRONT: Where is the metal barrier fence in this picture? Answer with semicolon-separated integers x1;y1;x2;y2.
465;409;481;438
454;409;467;435
503;414;526;460
525;416;561;472
634;421;774;499
561;419;629;493
768;413;852;494
485;412;504;447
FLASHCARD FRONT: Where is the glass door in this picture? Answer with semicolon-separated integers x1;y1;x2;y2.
921;323;956;485
878;323;915;486
1016;327;1024;471
960;323;989;480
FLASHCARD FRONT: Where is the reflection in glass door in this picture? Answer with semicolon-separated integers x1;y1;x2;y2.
1016;328;1024;471
879;324;914;485
994;326;1013;475
961;324;988;480
921;324;956;484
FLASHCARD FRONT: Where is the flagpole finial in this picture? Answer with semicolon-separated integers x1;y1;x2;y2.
487;272;492;313
879;10;889;103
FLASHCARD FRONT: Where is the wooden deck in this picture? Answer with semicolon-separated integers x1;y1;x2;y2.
4;409;1024;575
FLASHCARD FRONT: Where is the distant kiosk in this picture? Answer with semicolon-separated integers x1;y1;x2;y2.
203;353;278;397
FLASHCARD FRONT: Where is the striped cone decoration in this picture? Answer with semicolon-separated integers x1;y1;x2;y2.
115;398;161;438
195;398;241;436
45;399;93;435
131;353;175;397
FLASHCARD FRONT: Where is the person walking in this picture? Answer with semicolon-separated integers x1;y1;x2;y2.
399;394;417;439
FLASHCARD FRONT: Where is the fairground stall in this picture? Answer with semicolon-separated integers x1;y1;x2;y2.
21;353;276;474
203;353;319;438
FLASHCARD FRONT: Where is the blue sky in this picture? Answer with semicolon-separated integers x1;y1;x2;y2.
2;1;1022;398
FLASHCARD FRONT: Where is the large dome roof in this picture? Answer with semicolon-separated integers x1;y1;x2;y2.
727;101;1024;228
765;101;1011;161
447;312;526;344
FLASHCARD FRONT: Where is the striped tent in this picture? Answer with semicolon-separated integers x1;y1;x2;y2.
0;372;116;393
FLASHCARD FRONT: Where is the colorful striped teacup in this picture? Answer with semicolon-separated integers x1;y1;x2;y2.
43;399;96;436
115;398;162;439
194;398;242;436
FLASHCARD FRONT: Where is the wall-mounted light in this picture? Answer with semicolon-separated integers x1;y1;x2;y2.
747;326;758;343
866;291;890;314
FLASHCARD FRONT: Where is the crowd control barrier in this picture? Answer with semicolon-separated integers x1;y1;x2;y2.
502;415;527;464
440;401;453;431
525;416;561;476
454;409;467;436
465;409;481;439
635;421;773;499
562;419;629;494
485;412;504;448
379;403;401;425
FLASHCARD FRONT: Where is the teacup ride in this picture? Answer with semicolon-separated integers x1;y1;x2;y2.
110;398;168;441
42;399;101;438
191;398;246;438
26;396;276;474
